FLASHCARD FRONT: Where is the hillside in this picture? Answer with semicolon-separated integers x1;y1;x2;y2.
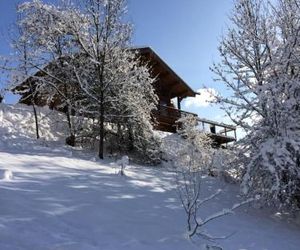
0;104;300;250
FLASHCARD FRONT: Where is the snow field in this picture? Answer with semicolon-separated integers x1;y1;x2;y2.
0;104;299;249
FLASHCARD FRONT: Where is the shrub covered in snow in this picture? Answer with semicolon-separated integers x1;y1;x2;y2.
172;115;213;172
116;155;129;175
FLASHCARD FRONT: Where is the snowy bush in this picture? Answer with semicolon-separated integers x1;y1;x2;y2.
210;149;238;184
175;115;213;173
105;122;161;165
116;155;129;176
130;125;162;165
241;129;300;208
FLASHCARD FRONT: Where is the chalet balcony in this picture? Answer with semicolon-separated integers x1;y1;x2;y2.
196;117;237;145
153;105;195;132
152;105;237;146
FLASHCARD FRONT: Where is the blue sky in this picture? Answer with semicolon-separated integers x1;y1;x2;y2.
128;0;234;121
0;0;234;124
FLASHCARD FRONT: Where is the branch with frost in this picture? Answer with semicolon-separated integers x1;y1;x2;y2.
189;195;256;238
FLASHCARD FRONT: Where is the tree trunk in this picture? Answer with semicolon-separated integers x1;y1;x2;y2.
32;102;40;139
98;91;105;159
128;124;134;151
65;104;75;147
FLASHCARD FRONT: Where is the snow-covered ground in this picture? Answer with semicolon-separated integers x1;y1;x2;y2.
0;104;300;250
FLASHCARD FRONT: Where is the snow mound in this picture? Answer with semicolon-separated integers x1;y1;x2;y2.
0;169;13;181
161;133;185;162
0;103;69;150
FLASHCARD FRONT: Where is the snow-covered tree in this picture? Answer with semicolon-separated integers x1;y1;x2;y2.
0;57;6;102
212;0;300;208
2;15;43;139
15;0;160;160
17;0;84;146
56;0;159;159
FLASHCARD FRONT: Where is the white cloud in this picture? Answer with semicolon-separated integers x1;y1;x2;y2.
184;88;217;108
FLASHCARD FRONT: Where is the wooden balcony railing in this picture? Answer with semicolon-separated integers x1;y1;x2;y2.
152;105;237;144
153;105;197;120
196;117;237;144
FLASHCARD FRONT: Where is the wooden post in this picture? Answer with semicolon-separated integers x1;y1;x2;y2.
177;97;182;110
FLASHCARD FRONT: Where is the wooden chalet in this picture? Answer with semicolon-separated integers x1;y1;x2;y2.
136;47;236;145
13;47;236;146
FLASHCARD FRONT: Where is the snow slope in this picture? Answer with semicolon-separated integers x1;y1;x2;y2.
0;104;300;250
